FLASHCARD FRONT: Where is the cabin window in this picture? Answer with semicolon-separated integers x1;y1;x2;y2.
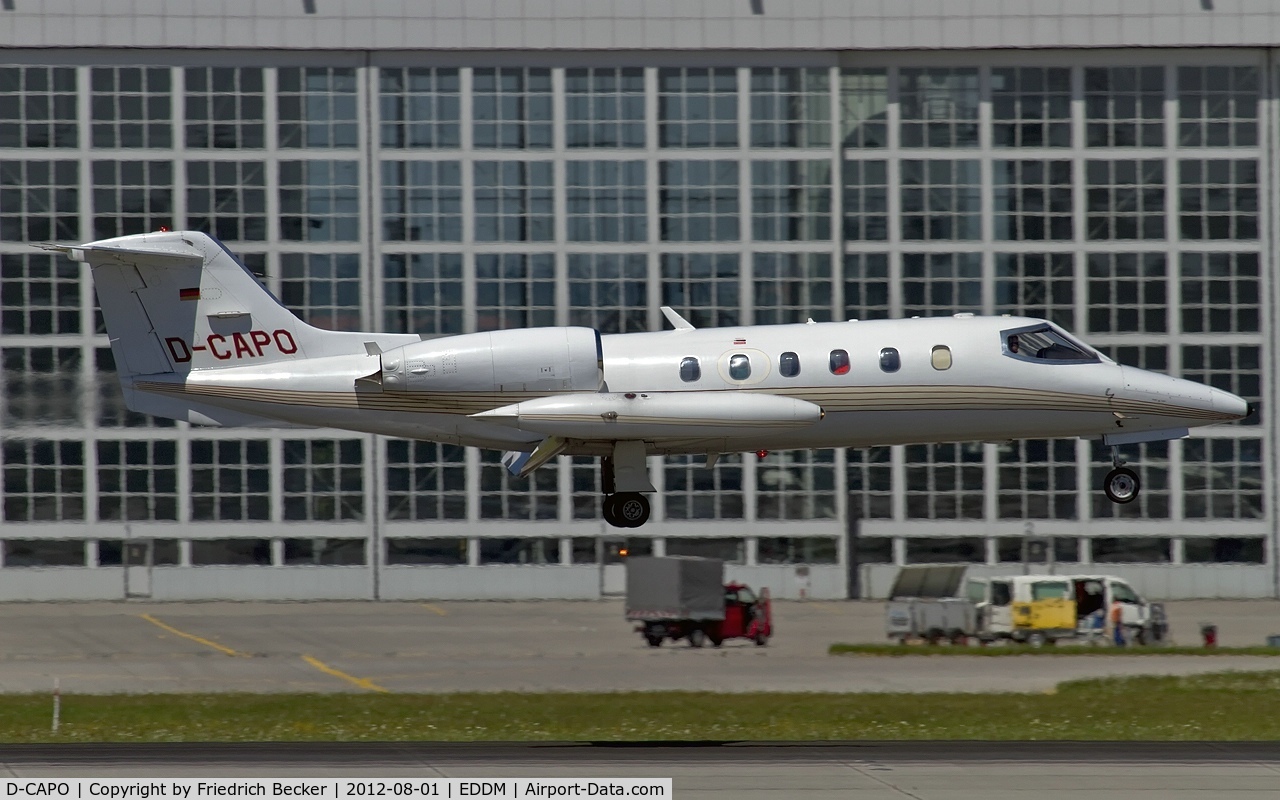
728;353;751;380
931;345;952;370
829;349;850;375
679;356;701;382
779;351;800;378
878;347;900;373
1003;325;1097;363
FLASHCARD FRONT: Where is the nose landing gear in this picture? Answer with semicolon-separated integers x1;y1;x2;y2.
1103;445;1140;504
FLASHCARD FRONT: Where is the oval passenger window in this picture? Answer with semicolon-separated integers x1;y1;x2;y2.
879;347;900;373
729;353;751;381
931;345;952;370
779;351;800;378
679;356;701;382
829;349;850;375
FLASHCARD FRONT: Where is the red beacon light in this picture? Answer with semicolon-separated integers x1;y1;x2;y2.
157;226;169;232
756;450;769;458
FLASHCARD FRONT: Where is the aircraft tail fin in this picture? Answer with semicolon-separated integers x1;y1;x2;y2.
43;230;415;379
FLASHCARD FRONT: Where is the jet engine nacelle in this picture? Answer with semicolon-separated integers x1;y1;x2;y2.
380;327;602;394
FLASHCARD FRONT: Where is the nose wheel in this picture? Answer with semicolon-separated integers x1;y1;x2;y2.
603;492;651;528
1103;445;1140;504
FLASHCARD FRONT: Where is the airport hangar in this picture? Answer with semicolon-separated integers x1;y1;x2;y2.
0;1;1276;603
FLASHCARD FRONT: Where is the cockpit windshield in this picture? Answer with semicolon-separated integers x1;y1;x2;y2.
1003;324;1098;363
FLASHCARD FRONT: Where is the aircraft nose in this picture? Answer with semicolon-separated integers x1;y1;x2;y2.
1210;386;1250;420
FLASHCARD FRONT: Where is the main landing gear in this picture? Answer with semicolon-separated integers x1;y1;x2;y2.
601;443;654;528
1103;445;1140;504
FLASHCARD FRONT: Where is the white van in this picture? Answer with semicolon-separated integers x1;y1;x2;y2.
966;574;1166;646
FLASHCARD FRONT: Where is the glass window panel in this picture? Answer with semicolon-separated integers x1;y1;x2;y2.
994;160;1073;241
843;253;890;321
386;537;468;565
1180;252;1260;334
185;160;267;242
0;160;79;242
283;538;367;566
570;456;603;520
282;439;365;521
658;160;739;242
995;253;1075;330
474;160;554;242
475;253;556;330
658;67;737;148
190;539;272;566
660;252;739;328
842;159;888;241
839;68;888;148
567;253;648;334
1178;159;1258;241
379;67;460;149
277;67;358;148
278;159;360;242
566;67;644;148
478;537;560;565
1085;159;1165;241
902;252;982;316
996;439;1078;519
757;537;839;564
1177;66;1258;147
0;66;78;148
384;439;467;521
664;454;742;520
901;160;980;241
1183;537;1264;564
91;160;172;240
280;252;362;331
566;160;647;242
2;440;85;521
91;66;171;148
382;253;464;335
753;252;831;325
846;446;893;520
751;159;832;241
478;449;558;520
185;67;265;149
3;540;85;567
750;67;830;148
1091;537;1172;563
904;443;984;520
1085;252;1167;334
905;537;984;564
1085;66;1164;147
189;439;271;521
1;253;80;335
381;160;463;242
756;450;837;520
1;346;81;426
96;440;178;521
991;67;1071;148
899;68;979;148
473;68;552;149
664;537;745;563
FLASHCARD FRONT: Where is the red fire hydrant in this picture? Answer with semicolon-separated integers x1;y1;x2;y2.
1200;623;1217;648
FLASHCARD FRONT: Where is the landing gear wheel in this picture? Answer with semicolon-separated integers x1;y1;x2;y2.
687;628;706;648
1104;466;1140;504
614;492;651;528
602;495;622;527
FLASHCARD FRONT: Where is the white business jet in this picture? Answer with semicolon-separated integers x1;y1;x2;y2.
44;231;1250;528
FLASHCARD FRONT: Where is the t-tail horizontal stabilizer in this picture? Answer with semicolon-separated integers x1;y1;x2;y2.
502;436;567;478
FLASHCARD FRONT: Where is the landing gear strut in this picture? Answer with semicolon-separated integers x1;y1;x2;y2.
600;444;655;528
1103;445;1140;504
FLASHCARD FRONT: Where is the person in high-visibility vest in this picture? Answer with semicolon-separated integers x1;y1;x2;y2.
1110;599;1126;647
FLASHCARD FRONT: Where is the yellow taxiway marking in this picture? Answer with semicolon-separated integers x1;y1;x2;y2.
302;655;389;693
421;603;448;616
139;614;252;658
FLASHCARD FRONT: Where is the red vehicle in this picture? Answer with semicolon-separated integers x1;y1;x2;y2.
637;582;772;648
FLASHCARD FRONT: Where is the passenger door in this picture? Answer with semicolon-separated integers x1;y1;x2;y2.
987;580;1013;635
1110;581;1146;627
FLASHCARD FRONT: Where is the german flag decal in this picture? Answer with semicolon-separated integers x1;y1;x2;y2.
179;287;201;301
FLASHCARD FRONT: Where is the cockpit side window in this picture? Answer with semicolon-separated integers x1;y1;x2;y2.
679;356;701;382
1003;325;1098;363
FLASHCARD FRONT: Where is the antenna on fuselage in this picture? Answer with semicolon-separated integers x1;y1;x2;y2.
660;306;695;331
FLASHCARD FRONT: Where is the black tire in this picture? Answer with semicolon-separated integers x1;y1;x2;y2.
1026;631;1046;648
1104;466;1140;504
614;492;651;528
687;628;706;648
645;635;662;648
753;633;768;646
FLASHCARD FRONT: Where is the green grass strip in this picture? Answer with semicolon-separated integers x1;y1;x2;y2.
829;643;1280;656
5;671;1280;742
